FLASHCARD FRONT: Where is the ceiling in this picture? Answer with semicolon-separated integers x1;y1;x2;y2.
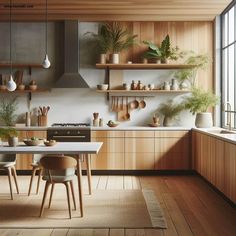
0;0;232;21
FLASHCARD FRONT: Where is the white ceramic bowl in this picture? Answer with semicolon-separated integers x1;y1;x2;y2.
97;84;109;90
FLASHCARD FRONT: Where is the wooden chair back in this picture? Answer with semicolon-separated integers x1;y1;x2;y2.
40;155;77;170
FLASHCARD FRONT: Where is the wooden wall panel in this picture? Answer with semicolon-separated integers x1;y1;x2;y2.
117;21;213;91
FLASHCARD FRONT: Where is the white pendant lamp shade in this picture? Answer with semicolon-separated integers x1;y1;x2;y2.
42;54;51;68
6;75;17;92
42;0;50;69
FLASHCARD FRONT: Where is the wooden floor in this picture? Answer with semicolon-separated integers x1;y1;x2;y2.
0;175;235;236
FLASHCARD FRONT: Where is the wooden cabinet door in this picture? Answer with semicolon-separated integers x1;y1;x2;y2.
155;133;190;170
224;142;236;203
91;131;125;170
16;130;47;170
125;131;155;170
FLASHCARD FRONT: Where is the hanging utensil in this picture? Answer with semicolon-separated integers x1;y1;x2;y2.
124;97;130;120
120;96;124;111
130;97;139;110
139;97;146;109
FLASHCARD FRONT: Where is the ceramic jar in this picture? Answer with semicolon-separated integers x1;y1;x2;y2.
163;81;170;90
171;79;178;90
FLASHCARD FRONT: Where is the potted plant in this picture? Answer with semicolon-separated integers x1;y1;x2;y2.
143;35;185;64
174;52;210;88
157;99;185;126
184;87;219;128
105;22;137;64
0;127;18;147
85;23;111;64
0;96;18;126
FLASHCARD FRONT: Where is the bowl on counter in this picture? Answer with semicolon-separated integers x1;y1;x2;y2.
107;122;119;128
97;84;109;91
17;84;25;90
23;138;43;146
44;140;57;146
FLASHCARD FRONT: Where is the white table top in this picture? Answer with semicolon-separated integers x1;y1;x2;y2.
0;142;103;155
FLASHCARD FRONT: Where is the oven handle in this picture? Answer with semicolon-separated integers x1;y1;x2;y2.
51;135;87;139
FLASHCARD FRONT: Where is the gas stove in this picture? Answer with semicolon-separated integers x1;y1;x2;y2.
51;123;90;127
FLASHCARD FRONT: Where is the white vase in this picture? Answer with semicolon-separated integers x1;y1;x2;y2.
111;54;119;64
100;54;106;64
163;117;175;127
195;112;213;128
8;137;18;147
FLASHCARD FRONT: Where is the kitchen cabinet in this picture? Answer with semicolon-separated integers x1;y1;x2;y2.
91;131;125;170
16;130;47;170
124;131;155;170
155;131;190;170
192;130;236;204
91;130;190;170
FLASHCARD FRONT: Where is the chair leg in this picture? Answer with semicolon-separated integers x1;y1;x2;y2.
40;181;50;217
65;182;72;219
70;181;76;210
48;183;55;209
28;167;37;196
36;168;42;194
11;166;19;194
7;167;13;200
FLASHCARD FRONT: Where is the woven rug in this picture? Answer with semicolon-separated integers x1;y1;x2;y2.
0;189;167;229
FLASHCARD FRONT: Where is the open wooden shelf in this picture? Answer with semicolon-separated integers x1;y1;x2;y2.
0;88;50;93
0;63;45;74
96;63;195;70
97;89;191;93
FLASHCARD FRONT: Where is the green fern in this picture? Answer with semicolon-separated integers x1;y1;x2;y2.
0;97;18;126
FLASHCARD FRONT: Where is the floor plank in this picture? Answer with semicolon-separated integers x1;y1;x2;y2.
51;229;69;236
110;228;125;236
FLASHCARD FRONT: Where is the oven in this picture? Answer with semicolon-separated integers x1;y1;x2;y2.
47;123;91;142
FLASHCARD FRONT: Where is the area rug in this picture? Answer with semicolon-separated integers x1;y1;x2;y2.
0;189;167;229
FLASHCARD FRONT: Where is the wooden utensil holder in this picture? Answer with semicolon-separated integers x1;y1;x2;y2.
38;115;47;126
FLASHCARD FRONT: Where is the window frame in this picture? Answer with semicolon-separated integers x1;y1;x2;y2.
221;0;236;129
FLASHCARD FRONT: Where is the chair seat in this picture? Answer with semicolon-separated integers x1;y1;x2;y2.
0;161;16;169
43;174;75;182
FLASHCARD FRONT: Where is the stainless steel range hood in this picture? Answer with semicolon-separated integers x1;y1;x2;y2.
55;21;89;88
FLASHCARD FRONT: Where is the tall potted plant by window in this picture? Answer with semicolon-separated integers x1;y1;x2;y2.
184;87;219;128
105;22;137;64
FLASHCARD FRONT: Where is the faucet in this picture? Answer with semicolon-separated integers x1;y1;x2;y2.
223;102;232;130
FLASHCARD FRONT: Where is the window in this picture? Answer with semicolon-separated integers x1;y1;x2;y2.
221;0;236;129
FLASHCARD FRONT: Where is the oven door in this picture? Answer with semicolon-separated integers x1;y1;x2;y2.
47;129;90;142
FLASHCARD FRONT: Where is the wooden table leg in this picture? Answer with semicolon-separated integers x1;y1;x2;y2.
77;155;83;217
86;154;92;195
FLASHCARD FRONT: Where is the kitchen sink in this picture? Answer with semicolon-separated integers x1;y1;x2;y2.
207;129;236;134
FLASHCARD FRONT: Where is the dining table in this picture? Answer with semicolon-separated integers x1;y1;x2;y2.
0;141;103;217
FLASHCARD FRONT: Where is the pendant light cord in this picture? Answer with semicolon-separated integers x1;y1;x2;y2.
9;0;12;75
45;0;48;54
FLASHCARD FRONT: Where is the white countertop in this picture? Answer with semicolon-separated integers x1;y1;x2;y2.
193;127;236;145
0;142;103;155
91;126;191;131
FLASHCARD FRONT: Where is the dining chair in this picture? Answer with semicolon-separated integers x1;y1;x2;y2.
28;154;43;196
0;154;19;200
39;155;77;219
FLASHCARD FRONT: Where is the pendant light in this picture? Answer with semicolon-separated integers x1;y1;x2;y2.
6;0;16;92
42;0;51;68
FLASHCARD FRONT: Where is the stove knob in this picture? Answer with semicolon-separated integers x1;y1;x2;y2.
54;131;58;135
77;131;80;134
67;131;70;135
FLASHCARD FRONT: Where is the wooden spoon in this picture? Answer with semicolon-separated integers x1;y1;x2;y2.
139;97;146;109
124;97;130;120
